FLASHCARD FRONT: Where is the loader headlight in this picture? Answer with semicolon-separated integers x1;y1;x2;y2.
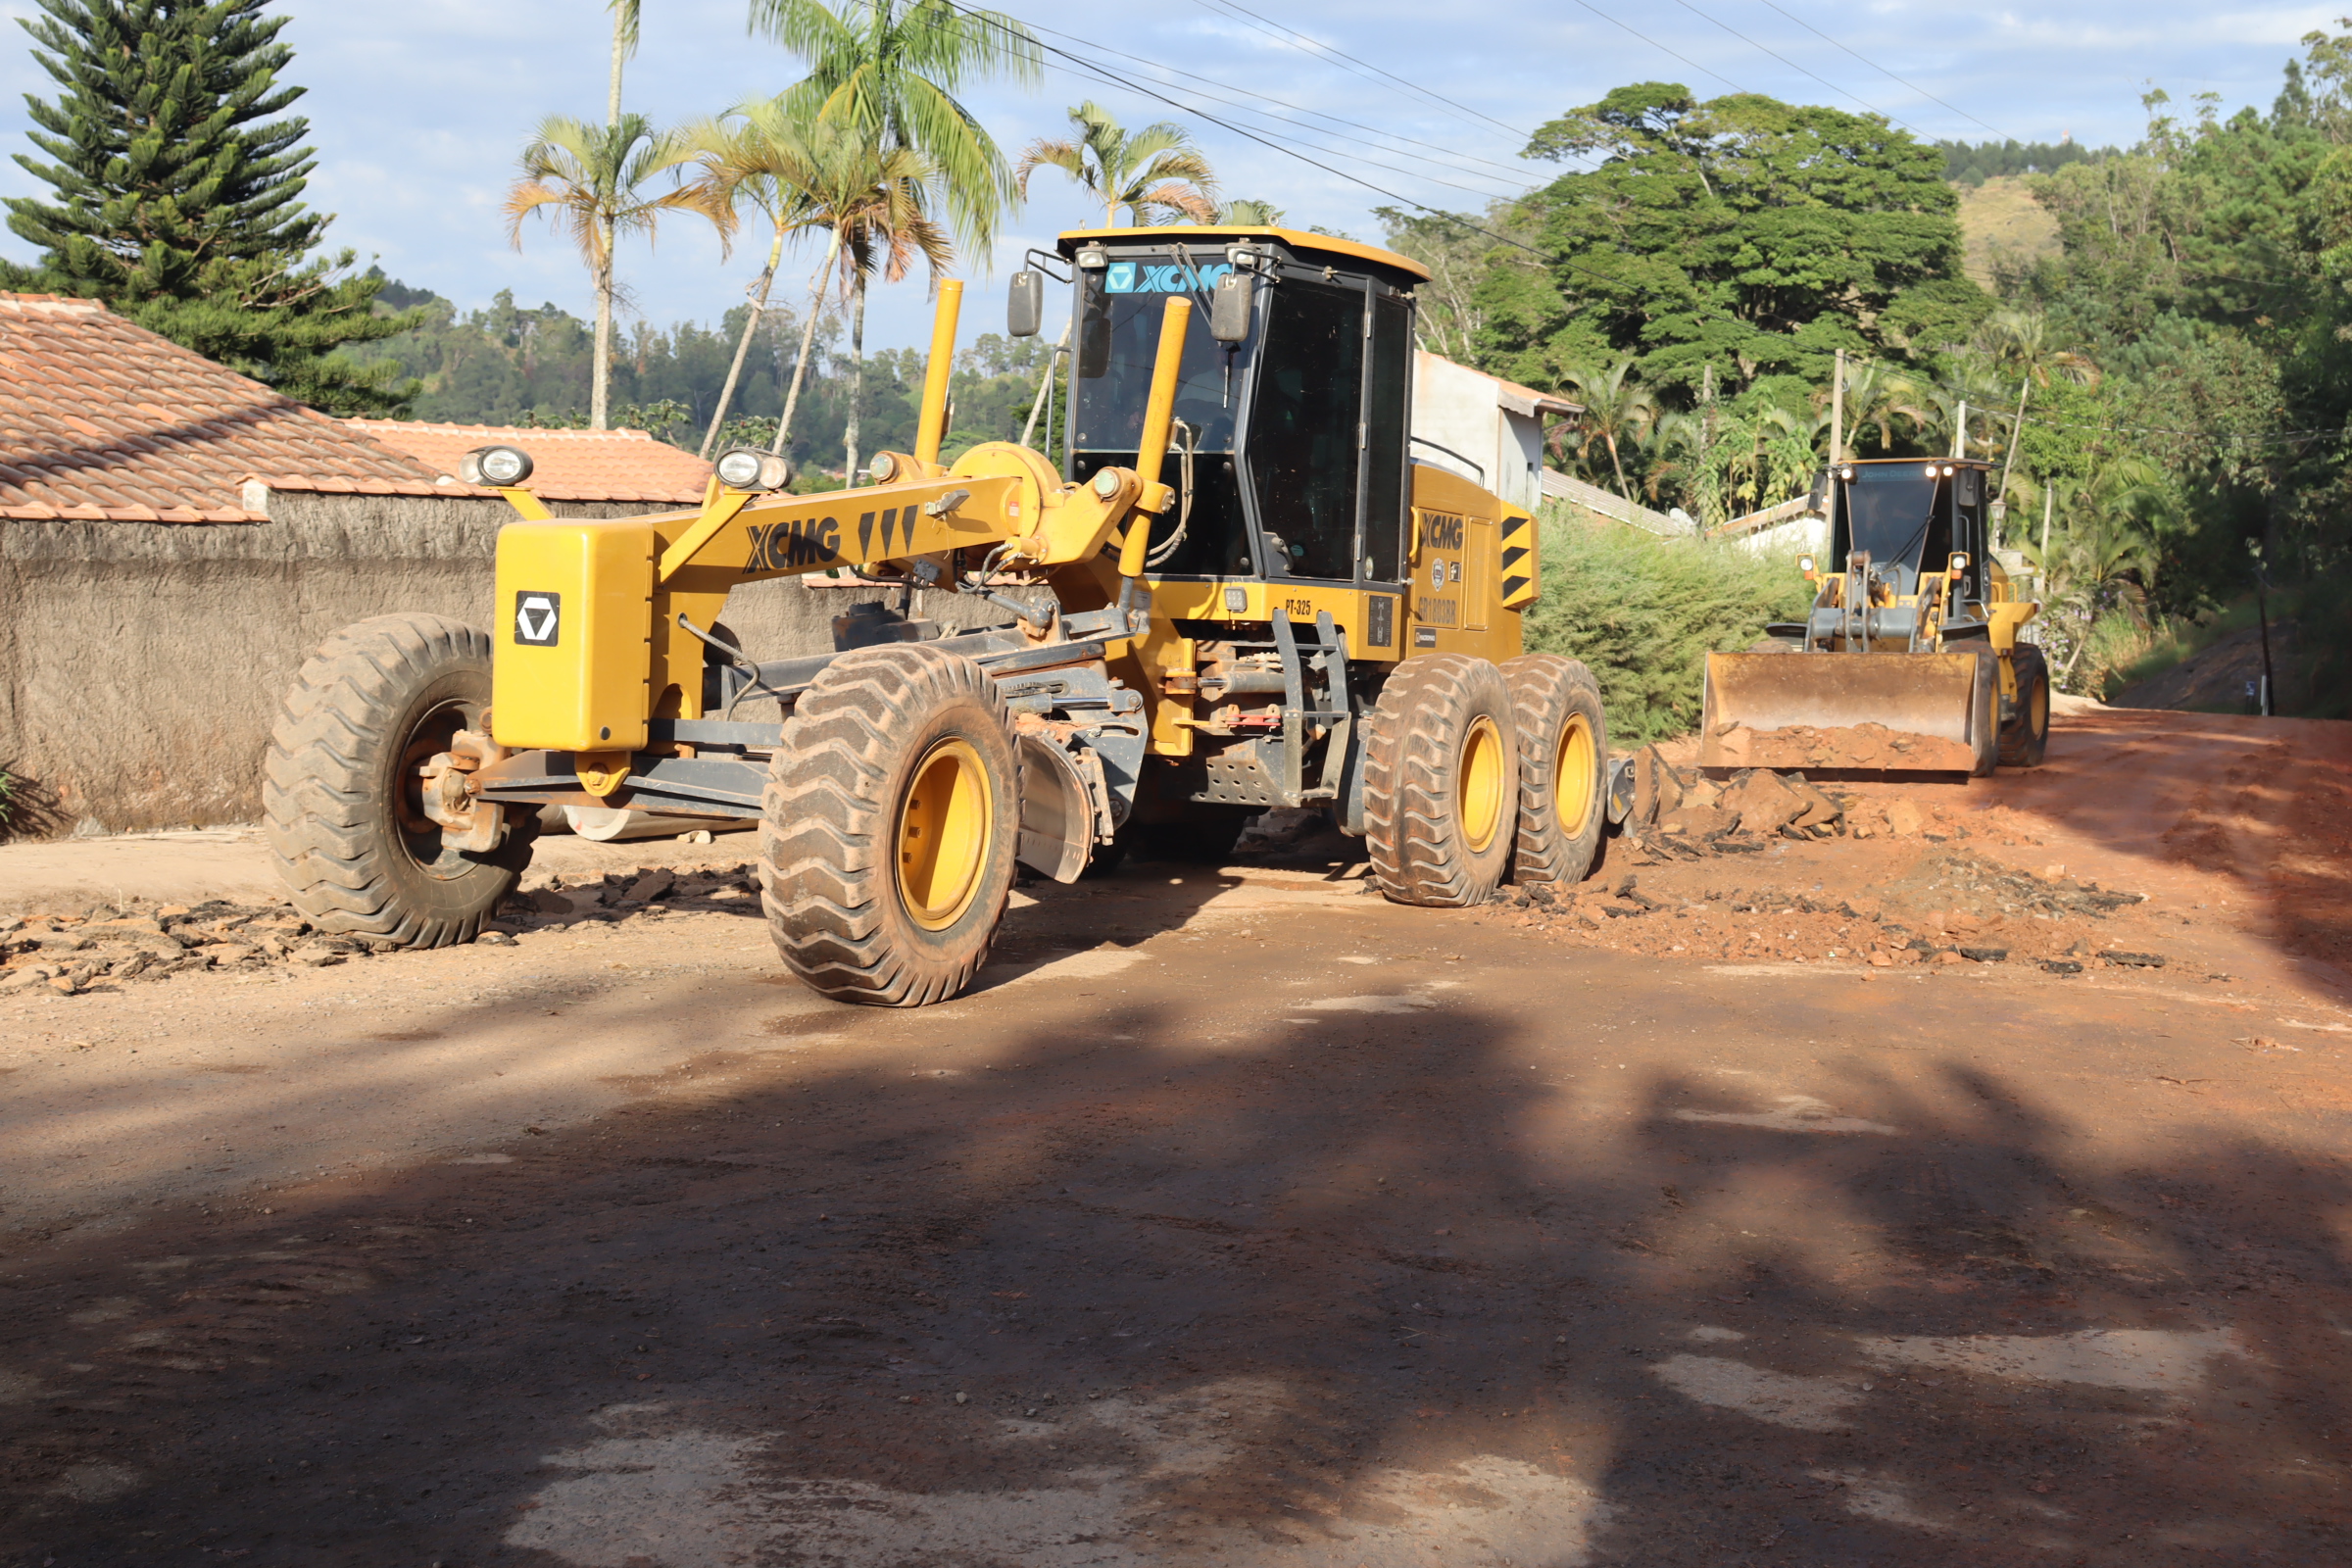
461;445;534;486
714;448;794;492
867;451;898;482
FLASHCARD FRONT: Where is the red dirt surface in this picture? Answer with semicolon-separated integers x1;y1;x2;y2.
1515;705;2352;1007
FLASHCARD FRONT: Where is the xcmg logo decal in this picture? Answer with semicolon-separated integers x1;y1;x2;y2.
1104;262;1232;294
514;591;560;646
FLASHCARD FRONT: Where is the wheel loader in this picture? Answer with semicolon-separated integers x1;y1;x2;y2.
264;225;1610;1005
1698;456;2051;777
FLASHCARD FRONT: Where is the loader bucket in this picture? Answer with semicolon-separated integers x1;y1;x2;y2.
1699;650;1994;776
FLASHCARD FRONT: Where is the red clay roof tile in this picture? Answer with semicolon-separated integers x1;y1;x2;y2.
343;420;711;504
3;292;711;521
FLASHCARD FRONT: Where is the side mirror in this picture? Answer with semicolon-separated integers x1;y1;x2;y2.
1209;270;1251;343
1006;270;1043;338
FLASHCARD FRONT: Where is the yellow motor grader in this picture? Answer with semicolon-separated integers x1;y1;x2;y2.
264;226;1610;1004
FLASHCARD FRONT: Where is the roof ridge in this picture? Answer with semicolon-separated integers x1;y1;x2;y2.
0;291;109;312
344;419;662;442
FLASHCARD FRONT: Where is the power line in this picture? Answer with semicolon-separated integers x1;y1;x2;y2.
1015;18;1544;187
1749;0;2014;141
1563;0;1748;95
1664;0;1919;135
1185;0;1533;142
1023;49;1526;204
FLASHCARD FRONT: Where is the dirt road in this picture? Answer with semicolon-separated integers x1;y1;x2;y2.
2;706;2349;1566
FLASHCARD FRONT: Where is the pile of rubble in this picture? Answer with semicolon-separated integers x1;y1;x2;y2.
0;864;772;999
0;902;381;998
1619;749;1852;861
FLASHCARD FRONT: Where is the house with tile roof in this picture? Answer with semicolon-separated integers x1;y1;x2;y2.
0;292;714;836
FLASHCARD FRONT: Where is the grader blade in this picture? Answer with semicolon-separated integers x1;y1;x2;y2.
1699;650;1989;774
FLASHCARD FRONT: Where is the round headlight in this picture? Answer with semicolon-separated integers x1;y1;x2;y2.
462;445;533;486
867;451;898;482
715;448;793;492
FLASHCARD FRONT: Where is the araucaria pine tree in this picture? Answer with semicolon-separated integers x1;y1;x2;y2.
3;0;419;414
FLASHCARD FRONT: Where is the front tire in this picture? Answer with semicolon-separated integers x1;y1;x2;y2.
1500;654;1608;886
264;614;535;947
1363;655;1520;906
761;645;1020;1006
1998;642;2052;767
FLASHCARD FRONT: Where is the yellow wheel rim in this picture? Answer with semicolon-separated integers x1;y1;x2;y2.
896;738;994;931
1459;714;1505;854
1555;711;1597;837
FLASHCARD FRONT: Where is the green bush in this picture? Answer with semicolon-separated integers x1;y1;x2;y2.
1520;506;1813;747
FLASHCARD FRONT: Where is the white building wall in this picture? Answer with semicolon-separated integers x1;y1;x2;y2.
1408;354;1547;512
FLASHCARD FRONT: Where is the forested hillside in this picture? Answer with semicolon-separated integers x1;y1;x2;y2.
345;277;1062;475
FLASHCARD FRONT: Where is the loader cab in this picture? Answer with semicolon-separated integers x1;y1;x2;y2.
1046;226;1425;590
1826;458;1992;617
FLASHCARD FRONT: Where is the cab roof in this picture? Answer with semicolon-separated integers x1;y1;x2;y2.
1056;225;1431;286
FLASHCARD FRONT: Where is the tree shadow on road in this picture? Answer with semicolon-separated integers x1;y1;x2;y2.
2;983;2347;1566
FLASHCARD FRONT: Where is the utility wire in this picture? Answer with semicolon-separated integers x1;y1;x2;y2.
1188;0;1532;143
1023;50;1526;203
1665;0;1917;134
1750;0;2014;141
1563;0;1748;95
1016;17;1545;186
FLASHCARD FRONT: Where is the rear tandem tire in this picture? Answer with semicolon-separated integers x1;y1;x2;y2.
264;613;536;947
1998;642;2052;768
1364;654;1521;906
1499;653;1608;887
761;644;1021;1006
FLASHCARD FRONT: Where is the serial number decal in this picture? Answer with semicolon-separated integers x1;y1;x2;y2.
1417;597;1458;626
1283;597;1317;621
747;515;840;570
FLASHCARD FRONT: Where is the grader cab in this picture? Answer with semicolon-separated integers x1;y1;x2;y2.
264;226;1612;1005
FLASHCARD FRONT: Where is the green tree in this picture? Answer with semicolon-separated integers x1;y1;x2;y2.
3;0;419;413
1015;101;1219;225
505;113;728;429
682;96;832;457
750;0;1039;252
1491;83;1989;402
1560;357;1655;498
1216;198;1285;224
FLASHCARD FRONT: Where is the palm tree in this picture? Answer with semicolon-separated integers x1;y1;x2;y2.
1217;198;1286;224
506;115;729;429
607;0;639;124
2021;458;2172;687
681;99;832;458
1563;358;1656;499
1821;362;1929;459
1016;101;1219;226
750;0;1040;252
723;120;949;478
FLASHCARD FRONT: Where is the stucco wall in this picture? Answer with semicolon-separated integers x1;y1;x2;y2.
1408;357;1544;512
0;494;1027;838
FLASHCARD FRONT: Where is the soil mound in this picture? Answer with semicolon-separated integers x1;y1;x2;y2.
1708;721;1977;773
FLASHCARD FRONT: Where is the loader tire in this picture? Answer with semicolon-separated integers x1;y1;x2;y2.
1364;655;1520;906
761;644;1019;1006
264;613;536;947
1500;654;1608;887
1998;642;2052;768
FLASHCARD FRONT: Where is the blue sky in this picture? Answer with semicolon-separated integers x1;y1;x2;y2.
0;0;2339;359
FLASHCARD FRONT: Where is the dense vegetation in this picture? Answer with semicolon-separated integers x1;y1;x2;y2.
1384;37;2352;708
1522;509;1810;746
